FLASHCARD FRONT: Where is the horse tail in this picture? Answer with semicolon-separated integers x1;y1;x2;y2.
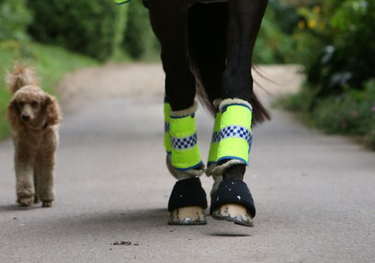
249;88;271;124
188;3;270;125
6;62;39;94
194;69;271;125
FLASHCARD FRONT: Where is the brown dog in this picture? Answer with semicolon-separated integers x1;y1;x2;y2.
6;63;62;207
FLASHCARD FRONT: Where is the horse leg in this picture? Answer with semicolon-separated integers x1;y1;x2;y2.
188;3;228;196
188;3;227;105
210;0;268;227
148;0;207;225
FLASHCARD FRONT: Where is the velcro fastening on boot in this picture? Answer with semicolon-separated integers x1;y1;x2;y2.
164;98;172;154
210;179;256;218
168;177;208;211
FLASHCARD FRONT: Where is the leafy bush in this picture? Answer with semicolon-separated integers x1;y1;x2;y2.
312;80;375;137
279;80;375;149
295;0;375;99
254;0;299;64
279;0;375;150
122;1;159;60
27;1;128;61
0;0;32;41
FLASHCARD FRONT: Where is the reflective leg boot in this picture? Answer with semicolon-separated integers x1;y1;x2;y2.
164;100;207;225
210;98;256;227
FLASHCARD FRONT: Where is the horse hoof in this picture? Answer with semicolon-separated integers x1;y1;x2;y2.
212;203;253;227
168;206;207;225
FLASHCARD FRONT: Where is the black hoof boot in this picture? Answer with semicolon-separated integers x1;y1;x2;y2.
211;179;256;227
168;177;208;225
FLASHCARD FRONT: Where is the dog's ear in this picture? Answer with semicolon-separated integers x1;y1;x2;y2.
45;95;62;126
7;99;23;131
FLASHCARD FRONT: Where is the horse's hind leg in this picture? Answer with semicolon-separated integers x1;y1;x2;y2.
188;2;228;195
149;1;207;225
188;3;228;105
210;0;268;227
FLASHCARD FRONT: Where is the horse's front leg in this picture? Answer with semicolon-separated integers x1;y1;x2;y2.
148;1;207;225
210;0;268;227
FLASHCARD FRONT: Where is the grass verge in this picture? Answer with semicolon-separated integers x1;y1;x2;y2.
0;41;99;140
276;80;375;150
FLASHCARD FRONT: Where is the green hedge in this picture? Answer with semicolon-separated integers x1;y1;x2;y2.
277;0;375;149
278;80;375;149
0;0;32;41
294;0;375;99
254;0;299;64
27;0;128;61
122;1;159;60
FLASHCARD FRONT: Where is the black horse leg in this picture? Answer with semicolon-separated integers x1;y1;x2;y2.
222;0;268;101
208;0;268;226
221;0;268;182
149;0;208;173
148;1;208;225
188;3;228;104
148;1;196;111
188;3;228;195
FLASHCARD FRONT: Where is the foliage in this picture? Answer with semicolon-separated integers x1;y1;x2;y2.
279;0;375;149
295;0;375;100
0;42;98;140
0;0;32;41
122;1;159;60
278;80;375;149
27;0;128;61
254;0;299;64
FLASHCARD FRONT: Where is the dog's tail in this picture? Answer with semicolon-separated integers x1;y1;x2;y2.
6;63;39;94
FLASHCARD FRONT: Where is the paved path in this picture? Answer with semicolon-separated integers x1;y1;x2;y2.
0;64;374;263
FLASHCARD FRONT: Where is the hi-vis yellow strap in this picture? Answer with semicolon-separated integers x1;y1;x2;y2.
169;113;202;171
216;103;253;165
207;110;222;167
164;99;172;154
114;0;133;5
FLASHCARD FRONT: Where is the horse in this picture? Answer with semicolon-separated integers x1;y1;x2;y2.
146;0;270;227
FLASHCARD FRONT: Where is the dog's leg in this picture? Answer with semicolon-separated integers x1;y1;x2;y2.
15;144;36;207
35;146;56;208
33;167;40;204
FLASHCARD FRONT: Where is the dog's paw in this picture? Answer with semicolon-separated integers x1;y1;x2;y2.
17;197;34;207
42;201;53;208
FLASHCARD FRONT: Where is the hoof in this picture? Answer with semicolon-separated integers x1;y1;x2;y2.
17;197;34;207
42;201;53;207
212;203;253;227
168;206;207;225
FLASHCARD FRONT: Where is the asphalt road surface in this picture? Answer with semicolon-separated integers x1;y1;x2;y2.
0;64;374;263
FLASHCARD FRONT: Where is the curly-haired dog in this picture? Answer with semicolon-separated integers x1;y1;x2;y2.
6;64;62;207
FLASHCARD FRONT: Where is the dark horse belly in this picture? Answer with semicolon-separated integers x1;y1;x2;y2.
198;0;227;3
